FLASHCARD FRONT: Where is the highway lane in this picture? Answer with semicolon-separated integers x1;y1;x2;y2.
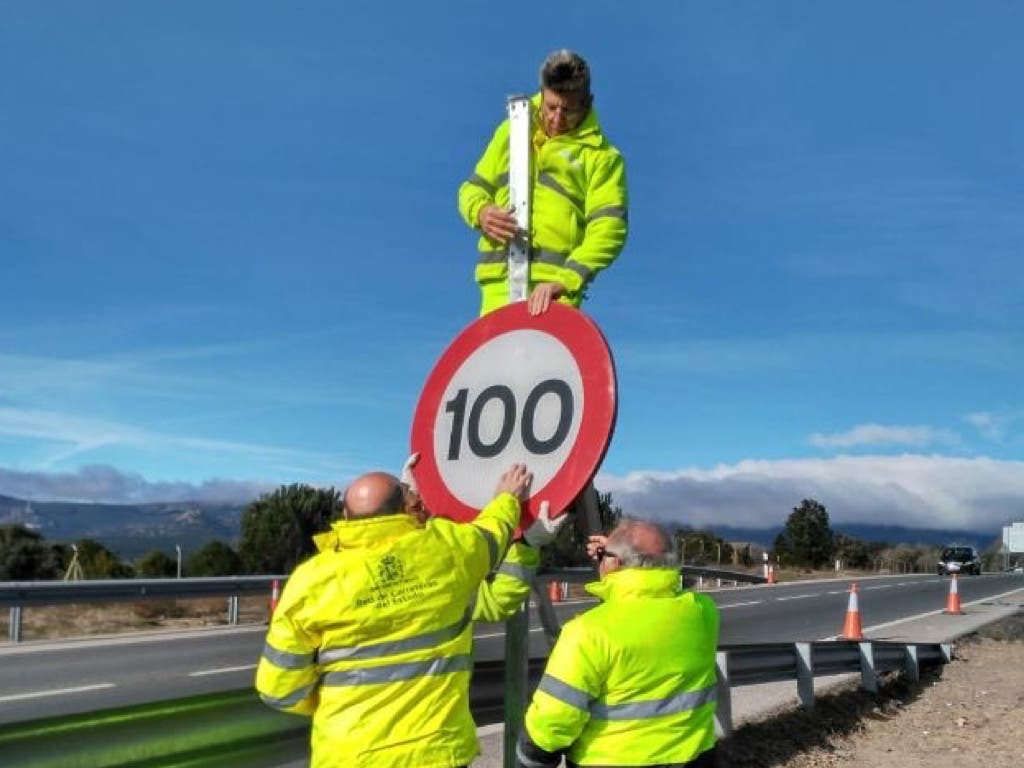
1;572;1020;726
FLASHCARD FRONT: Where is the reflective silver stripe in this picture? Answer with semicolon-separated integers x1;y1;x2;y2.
534;249;567;267
564;260;594;283
473;525;499;569
467;173;497;196
538;674;592;712
478;250;506;264
537;173;583;211
586;205;628;223
259;683;316;710
318;607;473;664
496;561;536;584
496;172;509;188
321;654;472;686
477;247;569;267
262;642;314;670
590;684;718;721
516;743;553;768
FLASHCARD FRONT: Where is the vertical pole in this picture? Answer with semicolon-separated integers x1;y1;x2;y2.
714;651;732;738
227;595;239;626
503;606;529;768
795;642;814;711
9;606;22;643
506;95;532;304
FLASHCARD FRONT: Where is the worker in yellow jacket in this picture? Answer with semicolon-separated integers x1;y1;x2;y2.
517;519;720;768
256;463;538;768
458;49;628;317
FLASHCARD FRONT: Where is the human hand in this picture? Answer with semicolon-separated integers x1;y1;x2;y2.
523;501;569;548
400;452;420;494
528;282;566;315
496;463;532;501
586;535;609;562
478;204;518;243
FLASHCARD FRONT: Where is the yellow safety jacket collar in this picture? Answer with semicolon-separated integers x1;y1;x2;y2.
312;512;422;553
584;567;680;602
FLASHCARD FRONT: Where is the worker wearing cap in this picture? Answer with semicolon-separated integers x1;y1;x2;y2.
517;519;720;768
458;49;628;316
255;462;565;768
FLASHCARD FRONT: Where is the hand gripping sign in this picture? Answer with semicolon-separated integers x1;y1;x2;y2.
410;303;617;528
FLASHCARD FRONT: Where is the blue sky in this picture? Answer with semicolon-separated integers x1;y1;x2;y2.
2;2;1022;535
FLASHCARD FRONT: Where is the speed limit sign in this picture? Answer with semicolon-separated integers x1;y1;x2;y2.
410;302;616;527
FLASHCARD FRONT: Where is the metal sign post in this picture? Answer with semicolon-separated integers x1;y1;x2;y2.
507;95;531;303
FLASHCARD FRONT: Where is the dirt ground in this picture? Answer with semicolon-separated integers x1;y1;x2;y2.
721;612;1024;768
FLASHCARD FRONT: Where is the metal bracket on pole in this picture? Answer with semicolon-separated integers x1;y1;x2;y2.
506;95;531;303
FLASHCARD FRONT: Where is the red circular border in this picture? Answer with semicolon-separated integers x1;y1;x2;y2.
410;302;617;526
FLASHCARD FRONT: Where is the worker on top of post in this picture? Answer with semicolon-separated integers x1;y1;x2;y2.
458;49;629;316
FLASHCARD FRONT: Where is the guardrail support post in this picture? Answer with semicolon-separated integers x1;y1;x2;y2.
941;643;953;663
714;651;732;737
227;596;239;625
858;641;877;693
903;644;920;683
795;642;814;711
9;606;22;643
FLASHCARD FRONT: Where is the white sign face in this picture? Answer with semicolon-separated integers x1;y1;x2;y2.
1004;522;1024;553
433;330;583;510
411;302;617;526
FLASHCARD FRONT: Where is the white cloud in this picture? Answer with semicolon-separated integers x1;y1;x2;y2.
808;423;958;449
965;409;1024;441
0;464;270;504
596;454;1024;533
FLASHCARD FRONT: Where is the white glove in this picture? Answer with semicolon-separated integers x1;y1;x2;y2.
400;453;420;494
523;501;569;548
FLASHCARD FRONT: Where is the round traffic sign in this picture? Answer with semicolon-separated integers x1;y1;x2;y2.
410;302;616;527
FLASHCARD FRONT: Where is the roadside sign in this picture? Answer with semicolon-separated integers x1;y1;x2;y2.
410;303;616;527
1004;522;1024;553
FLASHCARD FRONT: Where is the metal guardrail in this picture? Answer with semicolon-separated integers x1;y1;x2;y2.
1;576;287;643
1;566;764;644
714;639;952;736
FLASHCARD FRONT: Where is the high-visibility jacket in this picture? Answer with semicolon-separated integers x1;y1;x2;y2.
517;568;719;768
474;540;539;622
458;93;628;315
255;493;521;768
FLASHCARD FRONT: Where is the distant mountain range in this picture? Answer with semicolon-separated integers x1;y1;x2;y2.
0;493;997;561
0;494;246;560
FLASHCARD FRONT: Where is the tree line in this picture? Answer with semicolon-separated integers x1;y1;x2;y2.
0;488;1005;580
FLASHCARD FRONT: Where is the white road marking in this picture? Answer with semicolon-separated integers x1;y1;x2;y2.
189;664;256;677
475;626;544;640
776;594;815;601
827;590;847;595
0;683;116;703
865;584;892;590
717;600;763;609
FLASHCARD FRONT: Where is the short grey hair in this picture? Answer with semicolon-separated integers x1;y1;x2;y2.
606;518;679;568
540;49;591;98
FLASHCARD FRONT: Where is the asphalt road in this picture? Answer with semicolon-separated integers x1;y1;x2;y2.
1;572;1020;727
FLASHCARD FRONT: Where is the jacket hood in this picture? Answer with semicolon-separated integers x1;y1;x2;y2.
313;513;422;553
585;567;681;601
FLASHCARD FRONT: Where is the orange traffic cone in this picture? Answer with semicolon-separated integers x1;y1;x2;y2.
943;573;963;615
767;565;777;585
270;578;281;617
841;582;864;640
548;580;562;604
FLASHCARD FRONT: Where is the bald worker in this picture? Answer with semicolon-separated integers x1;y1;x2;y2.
256;463;532;768
517;519;720;768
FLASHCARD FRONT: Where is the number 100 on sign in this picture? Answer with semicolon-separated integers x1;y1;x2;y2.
434;330;583;510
